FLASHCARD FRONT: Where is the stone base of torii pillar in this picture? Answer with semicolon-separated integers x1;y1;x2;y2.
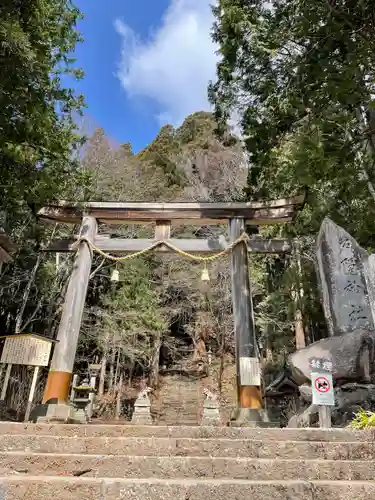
229;407;272;427
35;401;72;424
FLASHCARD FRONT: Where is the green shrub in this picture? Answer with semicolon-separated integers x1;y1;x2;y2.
349;408;375;429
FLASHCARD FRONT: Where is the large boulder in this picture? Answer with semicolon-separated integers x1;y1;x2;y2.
266;328;375;427
289;328;375;386
334;383;375;425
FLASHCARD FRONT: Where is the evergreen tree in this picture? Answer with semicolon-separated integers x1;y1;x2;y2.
0;0;85;220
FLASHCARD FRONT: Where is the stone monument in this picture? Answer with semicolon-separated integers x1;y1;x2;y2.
280;218;375;426
131;387;152;425
267;219;375;427
316;217;375;336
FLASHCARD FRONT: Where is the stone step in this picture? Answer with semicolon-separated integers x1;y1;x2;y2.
157;408;198;412
156;374;202;425
0;423;371;441
157;420;199;426
0;453;375;481
1;477;375;500
1;435;374;459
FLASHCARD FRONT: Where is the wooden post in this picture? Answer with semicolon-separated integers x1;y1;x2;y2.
115;373;123;420
43;216;97;403
1;364;12;401
154;220;171;241
319;406;332;429
229;218;264;420
87;374;97;419
109;350;115;390
98;356;107;396
293;241;306;350
311;360;334;429
24;366;39;422
70;374;79;403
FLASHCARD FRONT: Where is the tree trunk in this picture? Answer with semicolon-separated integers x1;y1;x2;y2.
114;349;120;388
265;340;273;363
108;350;115;390
128;362;134;387
17;224;59;334
15;254;42;333
294;309;306;350
356;107;375;202
218;327;226;395
293;241;306;350
150;334;161;388
98;354;107;396
115;373;123;420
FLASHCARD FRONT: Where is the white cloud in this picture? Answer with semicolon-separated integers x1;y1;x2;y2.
115;0;218;126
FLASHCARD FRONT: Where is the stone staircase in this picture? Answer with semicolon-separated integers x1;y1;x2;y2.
153;373;201;425
0;424;374;498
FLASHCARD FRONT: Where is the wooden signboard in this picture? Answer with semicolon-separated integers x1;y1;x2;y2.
1;335;53;367
0;334;57;421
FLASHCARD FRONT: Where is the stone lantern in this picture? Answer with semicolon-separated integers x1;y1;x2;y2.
70;378;95;424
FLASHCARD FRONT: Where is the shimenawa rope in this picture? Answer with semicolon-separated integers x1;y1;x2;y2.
72;232;250;263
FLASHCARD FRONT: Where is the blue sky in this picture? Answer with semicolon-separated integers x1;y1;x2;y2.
72;0;218;152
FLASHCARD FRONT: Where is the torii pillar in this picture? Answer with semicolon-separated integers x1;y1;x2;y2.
229;218;268;425
43;216;97;407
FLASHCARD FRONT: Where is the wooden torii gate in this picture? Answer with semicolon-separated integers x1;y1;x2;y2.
38;196;304;424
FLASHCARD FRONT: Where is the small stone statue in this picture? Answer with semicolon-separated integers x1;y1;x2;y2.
203;388;218;402
131;387;153;425
201;388;221;426
138;387;152;398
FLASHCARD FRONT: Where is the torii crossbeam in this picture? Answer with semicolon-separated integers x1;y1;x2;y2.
38;196;304;425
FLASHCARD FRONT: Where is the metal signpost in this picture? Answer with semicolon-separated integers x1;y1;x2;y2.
310;357;334;428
